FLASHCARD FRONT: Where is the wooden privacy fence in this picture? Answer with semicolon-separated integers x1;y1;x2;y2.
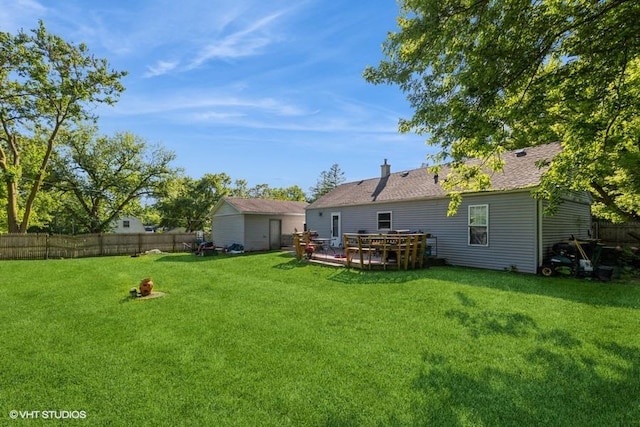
593;222;640;246
0;232;198;260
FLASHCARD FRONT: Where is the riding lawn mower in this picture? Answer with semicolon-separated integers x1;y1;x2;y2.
539;235;613;280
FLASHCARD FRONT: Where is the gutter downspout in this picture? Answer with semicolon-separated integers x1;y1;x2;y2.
536;199;543;270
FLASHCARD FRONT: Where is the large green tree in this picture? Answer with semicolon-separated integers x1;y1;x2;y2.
0;135;61;232
266;185;306;202
49;127;177;234
231;179;306;201
309;164;345;202
0;21;126;232
364;0;640;221
242;183;306;201
156;174;233;232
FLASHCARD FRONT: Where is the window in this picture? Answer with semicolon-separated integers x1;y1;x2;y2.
123;220;130;229
468;205;488;246
331;213;340;238
377;211;392;230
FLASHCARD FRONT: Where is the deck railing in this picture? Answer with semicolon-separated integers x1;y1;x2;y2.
342;233;427;270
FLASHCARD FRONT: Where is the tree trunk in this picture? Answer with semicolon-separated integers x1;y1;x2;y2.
1;134;22;233
6;179;21;233
19;127;60;233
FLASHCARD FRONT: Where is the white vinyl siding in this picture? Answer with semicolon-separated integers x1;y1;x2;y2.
212;214;244;248
305;191;542;273
212;201;306;251
305;190;590;274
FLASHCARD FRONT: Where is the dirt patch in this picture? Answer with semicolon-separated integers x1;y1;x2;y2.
137;291;166;300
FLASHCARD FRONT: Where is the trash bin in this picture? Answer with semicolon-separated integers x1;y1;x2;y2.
424;246;432;257
596;266;614;281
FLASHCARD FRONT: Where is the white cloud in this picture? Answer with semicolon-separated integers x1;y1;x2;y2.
137;8;289;78
0;0;47;32
100;85;407;137
188;11;284;67
105;90;310;119
193;111;246;121
144;60;180;78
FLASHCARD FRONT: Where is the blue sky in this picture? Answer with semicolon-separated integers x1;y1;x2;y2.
2;0;435;194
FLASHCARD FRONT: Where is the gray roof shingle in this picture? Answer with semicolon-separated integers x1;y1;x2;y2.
307;143;561;209
220;197;307;215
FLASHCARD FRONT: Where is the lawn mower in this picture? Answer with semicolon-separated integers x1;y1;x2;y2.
539;235;605;278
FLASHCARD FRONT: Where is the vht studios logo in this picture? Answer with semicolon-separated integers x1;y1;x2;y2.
9;410;87;420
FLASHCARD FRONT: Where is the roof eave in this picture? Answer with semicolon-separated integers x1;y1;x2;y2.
305;186;539;210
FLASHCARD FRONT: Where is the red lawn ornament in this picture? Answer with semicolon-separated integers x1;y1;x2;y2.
305;243;314;259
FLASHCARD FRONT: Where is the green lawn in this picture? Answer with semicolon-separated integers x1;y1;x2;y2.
1;252;639;426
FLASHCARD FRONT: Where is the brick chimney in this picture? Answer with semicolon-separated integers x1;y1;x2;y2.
381;159;390;178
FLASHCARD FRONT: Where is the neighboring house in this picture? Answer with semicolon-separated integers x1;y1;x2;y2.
305;143;592;274
111;216;146;233
211;197;308;251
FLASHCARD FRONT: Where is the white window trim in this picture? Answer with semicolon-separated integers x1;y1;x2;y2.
468;204;489;246
377;211;392;231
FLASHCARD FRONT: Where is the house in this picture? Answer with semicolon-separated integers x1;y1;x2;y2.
305;143;592;274
211;197;308;251
111;216;146;233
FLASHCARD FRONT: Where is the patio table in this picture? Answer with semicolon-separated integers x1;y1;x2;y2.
311;237;334;254
342;233;427;270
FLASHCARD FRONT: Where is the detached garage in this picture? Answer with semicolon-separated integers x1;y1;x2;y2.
211;197;307;251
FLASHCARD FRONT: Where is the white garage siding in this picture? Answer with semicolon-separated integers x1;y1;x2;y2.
212;198;307;251
211;214;244;248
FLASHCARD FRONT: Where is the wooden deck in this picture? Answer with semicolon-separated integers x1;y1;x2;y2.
292;231;438;270
342;233;428;270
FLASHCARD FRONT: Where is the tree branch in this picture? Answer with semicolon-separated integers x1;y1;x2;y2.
590;181;640;222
